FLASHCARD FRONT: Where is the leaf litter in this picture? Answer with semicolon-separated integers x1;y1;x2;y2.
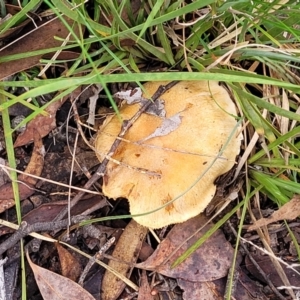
248;195;300;231
56;243;82;282
136;215;234;282
14;87;82;147
0;133;44;212
26;250;95;300
101;220;148;300
0;16;81;80
1;77;295;300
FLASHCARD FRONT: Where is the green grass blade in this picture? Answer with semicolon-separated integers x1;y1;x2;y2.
0;88;26;299
250;170;290;204
137;0;164;39
0;0;41;32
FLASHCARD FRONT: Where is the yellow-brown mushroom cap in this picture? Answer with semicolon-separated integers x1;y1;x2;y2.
95;81;241;228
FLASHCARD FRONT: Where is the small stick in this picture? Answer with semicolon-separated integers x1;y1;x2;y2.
0;257;7;299
0;216;86;256
78;237;115;286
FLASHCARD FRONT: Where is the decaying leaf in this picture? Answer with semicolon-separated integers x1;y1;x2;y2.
95;81;241;228
0;182;33;203
18;133;44;185
0;196;106;236
178;267;268;300
26;251;95;300
136;215;234;282
115;88;143;104
115;88;166;117
14;87;81;147
178;278;225;300
245;250;300;287
137;270;154;300
56;243;82;282
101;220;148;300
0;134;45;213
248;195;300;231
0;17;81;80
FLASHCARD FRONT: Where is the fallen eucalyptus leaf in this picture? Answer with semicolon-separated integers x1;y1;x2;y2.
248;195;300;231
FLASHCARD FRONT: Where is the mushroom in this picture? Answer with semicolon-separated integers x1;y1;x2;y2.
95;81;241;228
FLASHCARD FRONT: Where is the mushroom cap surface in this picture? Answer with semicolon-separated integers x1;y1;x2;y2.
95;81;241;228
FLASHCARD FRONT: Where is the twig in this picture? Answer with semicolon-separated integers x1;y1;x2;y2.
78;237;115;286
0;257;7;299
0;216;86;256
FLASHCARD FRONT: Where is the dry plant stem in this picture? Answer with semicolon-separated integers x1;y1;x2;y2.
0;199;106;258
69;97;95;157
0;216;86;257
53;81;179;222
227;221;286;300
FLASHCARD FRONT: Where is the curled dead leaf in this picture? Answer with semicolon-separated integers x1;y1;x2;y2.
248;195;300;231
18;133;44;185
101;220;148;300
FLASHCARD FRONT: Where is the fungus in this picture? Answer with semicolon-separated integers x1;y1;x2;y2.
95;81;241;228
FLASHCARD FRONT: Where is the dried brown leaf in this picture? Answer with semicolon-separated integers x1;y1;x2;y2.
136;215;234;282
248;195;300;231
245;251;300;287
137;270;154;300
0;196;106;236
178;278;225;300
56;243;82;282
26;251;95;300
0;182;33;202
18;133;44;185
0;135;44;212
101;220;148;300
178;268;268;300
0;17;81;80
14;87;81;147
